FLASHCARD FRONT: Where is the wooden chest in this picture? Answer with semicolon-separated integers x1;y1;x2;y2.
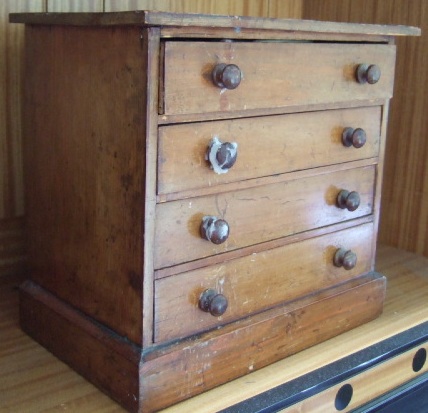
9;11;419;413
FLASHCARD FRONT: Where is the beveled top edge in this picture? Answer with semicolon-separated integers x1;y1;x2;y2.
9;10;421;37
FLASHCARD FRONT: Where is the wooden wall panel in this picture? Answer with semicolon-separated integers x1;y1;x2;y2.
0;0;45;277
47;0;103;12
0;0;44;219
0;217;26;277
303;0;428;257
104;0;303;18
268;0;302;19
104;0;271;17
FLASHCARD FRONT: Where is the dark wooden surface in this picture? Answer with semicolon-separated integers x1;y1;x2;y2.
23;25;147;344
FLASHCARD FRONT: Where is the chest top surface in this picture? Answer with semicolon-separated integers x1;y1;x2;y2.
9;10;420;37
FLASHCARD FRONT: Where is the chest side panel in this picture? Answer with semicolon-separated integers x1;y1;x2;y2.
23;25;147;344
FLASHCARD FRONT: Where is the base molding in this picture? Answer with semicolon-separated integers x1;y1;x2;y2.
20;272;386;413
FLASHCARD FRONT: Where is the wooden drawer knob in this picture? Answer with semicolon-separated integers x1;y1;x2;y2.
199;289;228;316
342;127;367;148
334;248;358;270
200;216;230;244
337;190;360;211
356;64;381;84
206;136;238;174
212;63;242;89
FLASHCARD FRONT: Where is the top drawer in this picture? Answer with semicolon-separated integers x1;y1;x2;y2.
161;42;396;116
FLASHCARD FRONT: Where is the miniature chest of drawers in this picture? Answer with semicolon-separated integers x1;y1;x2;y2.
10;10;419;413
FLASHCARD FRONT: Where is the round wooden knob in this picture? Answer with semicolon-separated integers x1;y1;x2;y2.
337;190;360;211
212;63;242;89
342;127;367;148
206;137;238;174
334;248;357;270
200;216;230;244
199;289;228;316
356;64;381;84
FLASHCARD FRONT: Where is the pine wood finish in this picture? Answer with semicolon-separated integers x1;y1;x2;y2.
281;342;428;412
0;2;299;281
161;42;396;115
10;11;419;413
154;166;376;268
1;246;428;413
154;223;374;342
302;0;428;258
158;106;381;195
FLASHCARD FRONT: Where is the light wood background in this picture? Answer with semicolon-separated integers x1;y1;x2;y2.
0;0;426;277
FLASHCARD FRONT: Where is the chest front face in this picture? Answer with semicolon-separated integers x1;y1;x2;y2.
13;11;410;412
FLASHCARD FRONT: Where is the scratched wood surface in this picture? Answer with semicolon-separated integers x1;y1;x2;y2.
154;223;374;342
154;166;376;268
161;42;395;116
303;0;428;257
0;1;302;278
158;106;381;195
1;246;427;412
2;1;426;277
22;24;148;344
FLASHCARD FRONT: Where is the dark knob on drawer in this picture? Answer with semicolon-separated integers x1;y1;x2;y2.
206;137;238;174
199;289;228;317
212;63;242;90
356;64;381;84
342;127;367;148
334;248;358;270
200;216;230;244
337;190;360;211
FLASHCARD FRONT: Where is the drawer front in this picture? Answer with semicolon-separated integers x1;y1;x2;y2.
154;166;375;268
158;107;381;195
154;223;374;342
161;42;395;116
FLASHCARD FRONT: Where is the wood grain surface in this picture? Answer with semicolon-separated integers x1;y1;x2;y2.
22;24;147;344
1;246;428;412
154;166;376;268
154;223;374;342
161;42;395;116
2;1;426;279
303;0;428;257
281;340;428;412
158;106;381;195
0;1;299;279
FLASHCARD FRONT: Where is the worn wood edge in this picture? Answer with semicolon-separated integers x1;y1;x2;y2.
9;11;421;37
140;272;386;412
157;157;379;203
160;26;391;43
158;99;388;126
17;272;385;413
155;217;374;279
149;273;386;356
142;27;160;348
371;102;391;269
19;280;141;413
